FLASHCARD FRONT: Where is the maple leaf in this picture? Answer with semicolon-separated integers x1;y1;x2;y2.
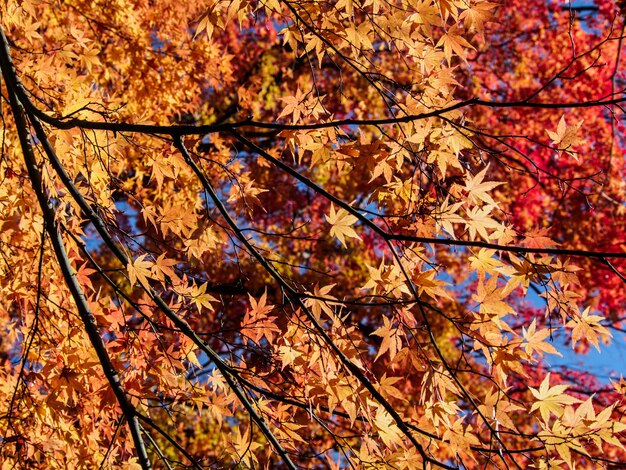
547;115;584;159
325;203;361;247
241;289;280;343
436;0;460;20
278;342;302;369
344;23;374;53
529;374;581;424
189;282;218;313
160;202;198;238
478;387;524;431
230;428;261;468
371;316;402;361
459;2;498;34
538;419;587;469
278;87;308;123
469;248;503;277
375;374;407;402
75;262;97;292
464;204;502;241
193;8;216;40
428;149;462;177
462;165;503;205
362;260;411;298
127;254;153;289
227;177;268;213
522;319;562;359
61;95;94;118
180;339;202;368
550;258;581;287
303;284;340;322
151;253;178;283
566;307;612;352
336;0;354;18
435;197;464;237
437;24;475;63
373;404;403;447
521;228;559;249
441;419;482;457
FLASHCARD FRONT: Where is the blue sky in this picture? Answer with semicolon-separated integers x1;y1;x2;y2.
548;333;626;384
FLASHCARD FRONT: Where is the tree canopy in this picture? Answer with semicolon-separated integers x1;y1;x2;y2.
1;0;626;468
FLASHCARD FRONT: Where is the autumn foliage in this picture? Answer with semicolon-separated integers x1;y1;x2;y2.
1;0;626;468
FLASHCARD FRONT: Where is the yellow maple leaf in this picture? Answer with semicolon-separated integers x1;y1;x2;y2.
231;427;261;468
127;254;153;289
463;165;503;205
529;374;581;423
190;282;218;313
373;404;403;447
464;204;502;241
325;203;361;247
469;248;503;277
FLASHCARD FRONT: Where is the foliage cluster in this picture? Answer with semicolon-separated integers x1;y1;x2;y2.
1;0;626;468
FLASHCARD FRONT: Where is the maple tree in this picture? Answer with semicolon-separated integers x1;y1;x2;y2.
1;0;626;468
